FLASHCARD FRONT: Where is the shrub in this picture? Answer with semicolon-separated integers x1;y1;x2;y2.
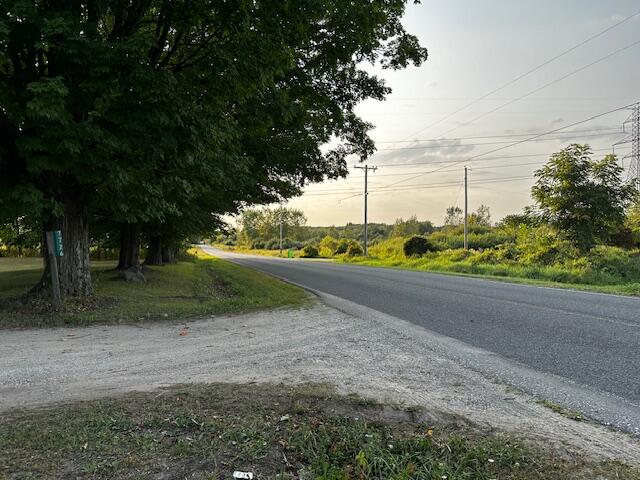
319;235;339;257
403;235;438;257
368;237;405;259
300;244;319;258
334;239;350;255
346;241;364;257
586;246;640;281
250;240;265;249
264;238;281;250
514;225;578;265
429;228;514;250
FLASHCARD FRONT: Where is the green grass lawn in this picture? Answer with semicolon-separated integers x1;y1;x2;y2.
2;382;637;480
0;256;44;272
0;252;309;329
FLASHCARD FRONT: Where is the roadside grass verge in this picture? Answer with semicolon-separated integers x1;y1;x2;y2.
213;244;302;258
536;399;584;422
0;253;308;329
211;243;640;295
340;256;640;296
2;383;637;480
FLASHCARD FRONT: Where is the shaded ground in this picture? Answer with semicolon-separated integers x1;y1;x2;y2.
2;382;638;480
0;255;308;328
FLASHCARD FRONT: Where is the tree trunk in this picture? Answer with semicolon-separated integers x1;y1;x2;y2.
161;245;178;264
144;235;163;266
117;223;141;270
57;202;92;296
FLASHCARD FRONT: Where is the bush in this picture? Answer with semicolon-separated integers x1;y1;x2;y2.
319;235;339;257
368;237;405;259
346;241;364;257
514;225;578;265
403;235;438;257
250;240;265;249
264;238;281;250
429;228;514;250
334;239;350;255
585;246;640;281
300;244;319;258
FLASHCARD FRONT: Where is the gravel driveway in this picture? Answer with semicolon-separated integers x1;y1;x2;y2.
1;295;639;465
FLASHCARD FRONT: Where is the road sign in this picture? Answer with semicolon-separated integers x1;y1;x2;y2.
53;230;64;257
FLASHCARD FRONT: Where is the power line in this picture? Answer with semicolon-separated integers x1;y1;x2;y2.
436;38;640;139
346;160;549;180
370;146;629;168
372;102;636;192
377;130;622;152
392;9;640;143
320;175;535;197
324;175;536;200
374;126;622;144
308;144;631;196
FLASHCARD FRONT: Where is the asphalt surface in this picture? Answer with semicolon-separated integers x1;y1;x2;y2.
204;247;640;422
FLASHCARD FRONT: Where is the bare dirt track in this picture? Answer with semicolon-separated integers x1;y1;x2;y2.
1;297;639;466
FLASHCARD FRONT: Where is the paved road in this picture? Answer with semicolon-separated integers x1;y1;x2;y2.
204;247;640;427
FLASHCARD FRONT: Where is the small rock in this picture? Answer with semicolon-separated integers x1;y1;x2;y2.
120;266;146;282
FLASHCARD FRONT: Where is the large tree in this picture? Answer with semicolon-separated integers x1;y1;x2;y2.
1;0;427;296
531;144;635;250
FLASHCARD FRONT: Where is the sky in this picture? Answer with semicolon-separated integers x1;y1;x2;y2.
287;0;640;226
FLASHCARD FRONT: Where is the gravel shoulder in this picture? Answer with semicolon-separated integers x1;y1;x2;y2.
1;297;639;466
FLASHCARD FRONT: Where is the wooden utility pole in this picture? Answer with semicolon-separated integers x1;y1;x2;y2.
464;166;469;250
354;165;377;256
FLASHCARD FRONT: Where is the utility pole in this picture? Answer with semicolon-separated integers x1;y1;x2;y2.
629;103;640;191
613;102;640;191
464;166;469;250
354;164;377;256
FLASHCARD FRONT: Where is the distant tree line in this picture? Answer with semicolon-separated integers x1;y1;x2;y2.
220;145;640;258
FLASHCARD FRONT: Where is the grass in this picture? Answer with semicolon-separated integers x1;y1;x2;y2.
214;244;301;258
0;257;45;272
210;245;640;296
536;400;584;422
2;383;638;480
339;256;640;296
0;250;308;329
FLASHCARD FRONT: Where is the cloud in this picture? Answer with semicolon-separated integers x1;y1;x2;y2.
372;138;477;165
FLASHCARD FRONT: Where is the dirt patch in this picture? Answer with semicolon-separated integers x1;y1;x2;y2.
205;266;235;298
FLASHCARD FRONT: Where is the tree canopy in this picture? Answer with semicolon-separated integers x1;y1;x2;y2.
531;144;636;250
0;0;428;296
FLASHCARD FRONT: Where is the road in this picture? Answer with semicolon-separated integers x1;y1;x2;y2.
204;247;640;432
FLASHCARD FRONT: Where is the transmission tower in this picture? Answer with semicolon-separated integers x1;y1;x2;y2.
614;102;640;191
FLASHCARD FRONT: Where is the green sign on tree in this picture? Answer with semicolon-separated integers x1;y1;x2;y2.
53;231;64;257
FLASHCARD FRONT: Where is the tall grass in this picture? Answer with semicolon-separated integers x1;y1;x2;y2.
353;228;640;295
